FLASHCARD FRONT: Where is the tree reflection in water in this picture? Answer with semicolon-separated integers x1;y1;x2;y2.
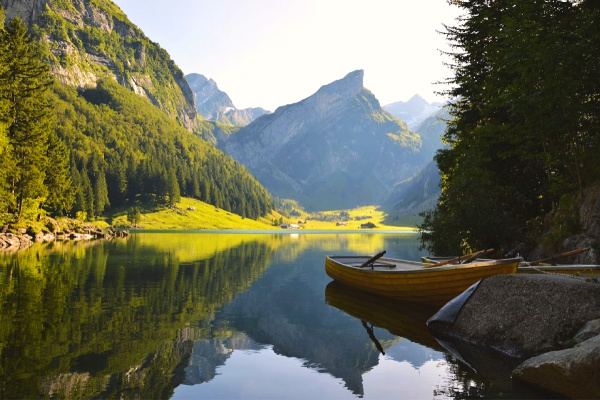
0;233;556;399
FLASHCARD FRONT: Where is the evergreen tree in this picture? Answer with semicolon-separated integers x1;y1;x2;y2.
69;159;86;215
81;167;94;220
43;130;73;215
0;17;53;219
421;0;600;254
167;166;180;206
0;8;10;217
127;206;141;228
93;170;110;216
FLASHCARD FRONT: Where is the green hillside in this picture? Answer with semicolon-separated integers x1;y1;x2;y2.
53;79;272;220
0;3;273;228
28;0;197;128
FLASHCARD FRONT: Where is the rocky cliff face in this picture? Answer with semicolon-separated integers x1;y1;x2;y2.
186;73;235;119
1;0;198;130
216;70;428;210
186;72;268;126
217;107;269;127
529;184;600;264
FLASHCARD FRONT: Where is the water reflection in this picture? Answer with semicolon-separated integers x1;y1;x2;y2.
325;281;442;354
0;233;552;399
0;234;275;398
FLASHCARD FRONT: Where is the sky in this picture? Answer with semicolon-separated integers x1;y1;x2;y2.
112;0;462;111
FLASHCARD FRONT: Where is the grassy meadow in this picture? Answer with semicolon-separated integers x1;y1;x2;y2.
105;198;417;232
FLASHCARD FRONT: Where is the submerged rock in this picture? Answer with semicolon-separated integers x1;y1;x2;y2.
513;334;600;399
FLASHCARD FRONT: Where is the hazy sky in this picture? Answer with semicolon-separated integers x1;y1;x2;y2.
112;0;461;111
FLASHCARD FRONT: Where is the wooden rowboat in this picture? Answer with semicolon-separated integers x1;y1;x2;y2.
517;264;600;278
325;254;520;306
422;257;600;278
422;248;598;276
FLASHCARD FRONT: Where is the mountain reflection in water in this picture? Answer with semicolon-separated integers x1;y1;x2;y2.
0;232;554;399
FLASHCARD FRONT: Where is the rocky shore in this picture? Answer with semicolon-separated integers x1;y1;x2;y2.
0;218;129;252
427;274;600;398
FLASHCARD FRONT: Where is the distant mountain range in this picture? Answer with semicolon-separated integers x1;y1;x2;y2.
189;68;450;214
383;95;443;130
186;73;269;126
2;0;449;219
215;70;435;211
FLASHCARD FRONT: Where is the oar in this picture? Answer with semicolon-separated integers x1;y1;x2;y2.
459;248;495;264
359;251;387;268
422;248;494;269
529;247;590;266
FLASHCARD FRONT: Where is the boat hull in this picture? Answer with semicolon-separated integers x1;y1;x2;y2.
325;256;519;306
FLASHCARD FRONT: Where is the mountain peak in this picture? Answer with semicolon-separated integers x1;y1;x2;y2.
216;70;424;210
315;69;364;98
343;69;364;83
186;73;269;125
383;94;443;129
185;73;235;119
408;94;428;106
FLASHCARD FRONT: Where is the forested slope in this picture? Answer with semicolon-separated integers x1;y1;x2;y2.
0;4;272;226
53;79;272;220
420;0;600;256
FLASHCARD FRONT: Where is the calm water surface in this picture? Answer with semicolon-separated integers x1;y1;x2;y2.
0;232;553;399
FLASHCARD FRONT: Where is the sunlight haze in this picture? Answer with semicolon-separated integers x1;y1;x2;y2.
112;0;460;111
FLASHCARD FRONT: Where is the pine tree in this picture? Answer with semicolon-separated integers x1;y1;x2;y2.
93;170;110;216
0;8;10;217
167;166;180;206
0;17;53;219
43;131;73;215
421;0;600;254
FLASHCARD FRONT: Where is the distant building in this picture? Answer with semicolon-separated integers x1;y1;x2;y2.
281;223;300;229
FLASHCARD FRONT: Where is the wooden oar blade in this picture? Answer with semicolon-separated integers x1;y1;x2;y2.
359;251;387;268
423;248;494;269
529;247;590;266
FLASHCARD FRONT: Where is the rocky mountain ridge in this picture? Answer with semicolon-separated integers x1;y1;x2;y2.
1;0;198;130
216;70;429;210
186;72;269;126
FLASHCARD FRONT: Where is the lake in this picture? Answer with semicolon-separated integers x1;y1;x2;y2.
0;232;554;399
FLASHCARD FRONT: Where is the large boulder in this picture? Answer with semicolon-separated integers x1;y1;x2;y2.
427;274;600;398
427;274;600;359
513;329;600;399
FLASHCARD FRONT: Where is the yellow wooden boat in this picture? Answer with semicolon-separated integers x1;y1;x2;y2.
325;254;520;306
423;257;600;278
517;264;600;278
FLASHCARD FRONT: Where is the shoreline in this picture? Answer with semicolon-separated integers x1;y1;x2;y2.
0;227;417;253
126;228;419;234
0;226;129;253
